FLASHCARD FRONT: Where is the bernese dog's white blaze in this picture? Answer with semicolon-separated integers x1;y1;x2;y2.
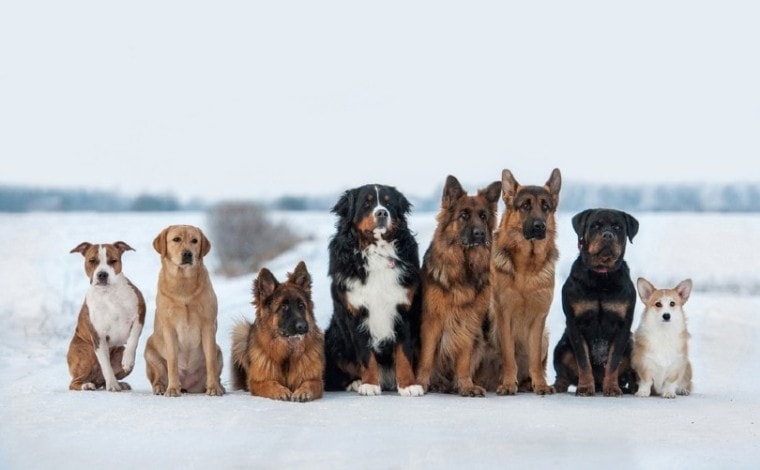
372;185;392;234
346;239;410;348
398;384;425;397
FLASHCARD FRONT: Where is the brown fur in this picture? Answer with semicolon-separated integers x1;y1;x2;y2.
416;175;501;396
144;225;225;397
488;168;561;395
230;261;324;401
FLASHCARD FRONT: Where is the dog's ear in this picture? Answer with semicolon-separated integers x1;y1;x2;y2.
288;261;312;294
501;169;519;205
545;168;561;207
153;227;169;256
637;277;656;304
622;212;639;242
442;175;466;208
571;209;593;239
331;189;356;222
70;242;92;255
479;181;502;206
198;229;212;258
254;268;279;306
396;189;412;216
675;279;693;304
113;241;135;254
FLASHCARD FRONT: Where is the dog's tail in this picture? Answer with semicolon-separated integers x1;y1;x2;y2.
230;319;253;391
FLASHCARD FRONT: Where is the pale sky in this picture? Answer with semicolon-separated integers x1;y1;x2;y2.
1;1;757;202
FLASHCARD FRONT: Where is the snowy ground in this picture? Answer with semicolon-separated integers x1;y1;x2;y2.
1;210;758;469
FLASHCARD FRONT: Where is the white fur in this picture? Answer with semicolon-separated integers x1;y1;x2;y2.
633;291;691;398
398;384;424;397
358;383;382;396
345;238;410;348
85;271;142;391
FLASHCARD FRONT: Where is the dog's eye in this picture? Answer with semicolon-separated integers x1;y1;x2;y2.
521;201;531;211
479;211;487;221
280;304;288;312
298;301;305;310
88;258;97;265
460;211;470;220
172;237;181;242
107;258;117;265
541;202;550;212
670;301;676;307
655;301;662;308
191;238;198;244
612;224;622;231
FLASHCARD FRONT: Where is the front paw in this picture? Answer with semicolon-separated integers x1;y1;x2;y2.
346;380;362;392
635;386;651;398
206;382;225;396
603;384;623;397
576;383;595;396
496;382;518;396
459;384;486;397
291;388;315;402
164;386;182;397
121;358;135;374
266;385;292;401
357;384;382;396
106;381;124;392
398;385;424;397
533;383;555;396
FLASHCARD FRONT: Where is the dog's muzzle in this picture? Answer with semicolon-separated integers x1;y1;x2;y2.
523;219;547;240
374;208;389;229
462;226;487;247
181;250;193;265
95;271;109;286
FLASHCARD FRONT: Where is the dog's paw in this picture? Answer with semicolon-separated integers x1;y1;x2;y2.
575;384;596;396
206;382;225;397
398;385;424;397
291;389;314;402
603;384;623;397
118;381;131;391
534;384;555;396
357;384;382;396
121;358;135;374
81;382;97;391
152;383;166;395
635;387;651;398
552;381;569;393
346;380;362;392
268;387;292;401
164;386;182;397
496;382;518;396
459;384;486;398
106;382;124;392
662;391;677;399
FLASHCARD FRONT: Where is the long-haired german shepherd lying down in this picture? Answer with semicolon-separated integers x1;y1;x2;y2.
231;261;324;401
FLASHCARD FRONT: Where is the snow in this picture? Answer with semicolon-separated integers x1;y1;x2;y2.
1;211;759;468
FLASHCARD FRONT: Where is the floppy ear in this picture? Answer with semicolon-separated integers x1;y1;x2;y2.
153;228;169;256
501;169;519;205
254;268;279;306
288;261;312;294
113;241;135;254
545;168;561;207
395;188;413;216
571;209;593;239
675;278;693;304
479;181;502;206
623;212;639;242
331;189;355;220
442;175;466;208
199;229;211;257
70;242;92;255
637;277;656;304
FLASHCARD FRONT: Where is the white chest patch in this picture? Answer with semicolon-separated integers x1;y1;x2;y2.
86;274;140;347
345;239;410;348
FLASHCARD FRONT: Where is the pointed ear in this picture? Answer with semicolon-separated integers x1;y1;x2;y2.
637;277;656;304
331;189;355;219
70;242;92;255
198;229;211;257
442;175;466;208
153;228;169;256
501;169;519;204
254;268;279;305
479;181;502;206
571;209;593;238
545;168;561;207
623;212;639;242
675;279;693;304
113;241;135;254
288;261;312;293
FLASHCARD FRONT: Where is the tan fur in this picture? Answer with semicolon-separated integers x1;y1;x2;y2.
144;225;224;397
488;168;561;395
230;262;324;402
416;176;501;397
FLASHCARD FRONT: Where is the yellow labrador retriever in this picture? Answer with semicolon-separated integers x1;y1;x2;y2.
144;225;225;397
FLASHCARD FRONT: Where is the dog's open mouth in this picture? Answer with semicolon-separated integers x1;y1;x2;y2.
279;330;305;340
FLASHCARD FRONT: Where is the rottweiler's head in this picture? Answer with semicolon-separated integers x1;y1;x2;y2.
331;184;412;240
572;209;639;273
439;175;501;249
253;261;315;339
502;168;562;240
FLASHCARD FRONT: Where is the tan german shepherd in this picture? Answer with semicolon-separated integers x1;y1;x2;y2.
489;168;561;395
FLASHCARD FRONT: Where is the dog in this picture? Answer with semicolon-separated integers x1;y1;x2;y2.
632;277;693;398
144;225;225;397
416;175;501;397
67;241;146;391
230;261;324;401
552;208;639;396
323;184;424;397
488;168;561;395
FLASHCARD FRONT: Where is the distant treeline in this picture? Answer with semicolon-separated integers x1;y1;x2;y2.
0;186;204;212
2;182;758;213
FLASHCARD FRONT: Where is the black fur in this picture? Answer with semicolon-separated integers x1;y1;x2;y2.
553;208;639;396
323;184;421;391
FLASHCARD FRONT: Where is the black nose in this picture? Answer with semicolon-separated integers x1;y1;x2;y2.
294;319;308;335
181;250;193;264
662;313;671;321
97;271;108;282
602;231;614;241
472;227;486;243
533;220;546;233
375;208;388;219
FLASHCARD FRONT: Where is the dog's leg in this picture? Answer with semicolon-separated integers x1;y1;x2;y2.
635;371;653;398
567;326;595;396
251;379;293;401
292;378;323;402
161;326;183;397
109;347;132;390
454;337;486;397
144;337;168;395
394;343;423;397
527;319;553;395
121;318;143;376
677;362;692;396
358;353;382;396
415;311;443;393
94;339;122;392
201;331;225;396
493;291;518;395
602;333;631;397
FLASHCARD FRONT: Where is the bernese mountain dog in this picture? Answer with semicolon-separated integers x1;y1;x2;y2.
323;184;424;396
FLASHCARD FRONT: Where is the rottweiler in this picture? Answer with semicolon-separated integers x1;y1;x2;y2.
552;208;639;396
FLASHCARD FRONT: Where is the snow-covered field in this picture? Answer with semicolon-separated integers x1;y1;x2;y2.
1;210;758;469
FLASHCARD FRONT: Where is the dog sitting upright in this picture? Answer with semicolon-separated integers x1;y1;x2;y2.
552;209;639;396
231;261;324;402
67;241;146;391
632;277;693;398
